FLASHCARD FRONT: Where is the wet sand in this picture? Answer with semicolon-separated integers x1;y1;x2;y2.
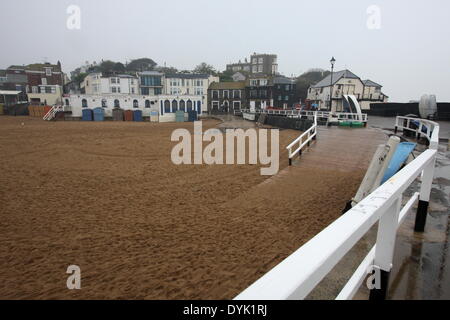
0;116;369;299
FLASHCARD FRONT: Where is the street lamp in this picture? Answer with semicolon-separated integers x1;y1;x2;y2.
329;57;336;111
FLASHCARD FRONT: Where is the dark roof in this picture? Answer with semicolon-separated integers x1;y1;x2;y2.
363;79;382;87
209;81;246;90
7;65;26;70
274;76;295;84
26;63;61;72
165;73;210;79
311;69;360;88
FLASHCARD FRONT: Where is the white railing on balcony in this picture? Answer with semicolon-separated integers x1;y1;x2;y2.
285;115;317;166
235;117;439;300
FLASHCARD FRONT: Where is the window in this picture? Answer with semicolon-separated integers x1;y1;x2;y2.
258;65;263;73
179;100;185;111
233;101;241;110
145;100;151;108
212;101;219;111
45;68;52;76
212;90;219;100
172;100;178;112
252;66;257;73
131;88;135;94
65;99;69;106
223;90;229;99
164;100;171;113
154;88;162;95
258;57;263;64
41;78;47;85
187;100;193;112
133;99;139;108
252;58;257;64
285;85;290;91
111;78;116;84
111;87;117;93
32;86;38;93
101;99;107;108
278;95;282;101
194;88;203;95
82;99;88;108
114;99;120;108
195;80;203;87
233;90;240;99
250;90;258;98
285;95;289;101
131;79;134;85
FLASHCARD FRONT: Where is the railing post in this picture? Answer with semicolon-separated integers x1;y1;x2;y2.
414;156;436;232
369;196;401;300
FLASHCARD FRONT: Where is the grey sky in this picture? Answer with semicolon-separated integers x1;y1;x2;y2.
1;0;449;102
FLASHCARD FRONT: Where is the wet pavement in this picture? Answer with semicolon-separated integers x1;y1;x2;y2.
216;114;450;299
310;116;450;300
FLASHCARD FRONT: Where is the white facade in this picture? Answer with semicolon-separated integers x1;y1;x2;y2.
307;70;388;111
67;94;204;118
164;74;219;112
82;73;139;95
28;85;63;105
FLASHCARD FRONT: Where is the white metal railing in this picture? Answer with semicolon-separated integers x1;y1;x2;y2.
235;117;439;300
286;115;318;165
43;105;63;121
395;116;439;149
239;109;368;123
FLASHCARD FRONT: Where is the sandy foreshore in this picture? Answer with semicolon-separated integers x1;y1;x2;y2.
0;116;367;299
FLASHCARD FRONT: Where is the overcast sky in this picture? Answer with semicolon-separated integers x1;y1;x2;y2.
1;0;449;102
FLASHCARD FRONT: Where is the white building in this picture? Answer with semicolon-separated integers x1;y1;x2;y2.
164;74;219;112
67;94;205;119
307;70;388;111
81;73;139;95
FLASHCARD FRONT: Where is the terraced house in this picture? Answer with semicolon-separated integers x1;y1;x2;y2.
164;74;219;113
208;81;246;113
26;62;64;105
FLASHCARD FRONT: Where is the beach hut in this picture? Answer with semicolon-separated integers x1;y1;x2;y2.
112;108;124;121
133;110;143;122
82;109;93;121
93;108;105;121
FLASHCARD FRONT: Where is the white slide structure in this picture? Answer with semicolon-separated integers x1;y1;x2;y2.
343;95;363;121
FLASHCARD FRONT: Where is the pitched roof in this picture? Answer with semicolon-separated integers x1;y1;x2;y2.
311;69;360;88
165;73;210;79
26;63;61;72
209;81;246;90
363;79;382;87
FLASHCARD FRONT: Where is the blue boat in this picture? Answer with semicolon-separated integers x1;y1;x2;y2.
381;142;416;184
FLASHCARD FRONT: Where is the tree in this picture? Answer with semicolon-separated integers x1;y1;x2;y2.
113;62;126;73
218;69;234;82
126;58;157;72
73;72;88;85
295;69;331;102
193;62;217;75
98;60;116;74
155;65;178;74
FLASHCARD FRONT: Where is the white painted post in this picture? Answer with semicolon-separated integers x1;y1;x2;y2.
369;196;401;300
414;155;436;232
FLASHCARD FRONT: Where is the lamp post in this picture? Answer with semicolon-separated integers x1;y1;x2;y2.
329;57;336;112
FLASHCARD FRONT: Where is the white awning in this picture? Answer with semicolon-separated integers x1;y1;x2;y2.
0;90;22;95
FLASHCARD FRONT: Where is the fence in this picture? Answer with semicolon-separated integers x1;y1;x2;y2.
237;109;367;123
235;116;439;300
286;115;317;166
